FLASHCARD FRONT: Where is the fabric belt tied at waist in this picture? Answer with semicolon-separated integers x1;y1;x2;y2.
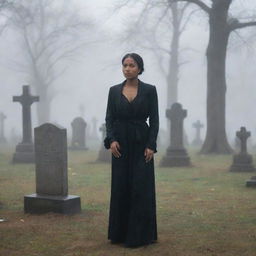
115;119;147;143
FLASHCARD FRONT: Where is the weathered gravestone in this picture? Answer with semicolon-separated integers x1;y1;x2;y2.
0;112;7;144
234;136;253;153
70;117;88;150
97;123;111;162
192;120;204;147
230;127;255;172
246;176;256;187
234;136;240;153
12;85;39;163
24;123;81;214
160;103;190;167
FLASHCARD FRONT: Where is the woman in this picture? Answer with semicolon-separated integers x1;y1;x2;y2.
104;53;159;248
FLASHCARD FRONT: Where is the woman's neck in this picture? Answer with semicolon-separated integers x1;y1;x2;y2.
125;78;139;87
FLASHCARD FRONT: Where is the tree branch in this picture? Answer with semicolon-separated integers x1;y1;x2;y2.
172;0;210;14
153;4;170;30
179;7;199;35
230;21;256;31
179;2;190;20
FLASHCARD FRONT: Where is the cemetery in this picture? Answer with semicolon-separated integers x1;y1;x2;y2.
1;0;256;255
1;135;256;255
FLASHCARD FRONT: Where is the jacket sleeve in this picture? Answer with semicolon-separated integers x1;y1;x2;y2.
104;87;116;149
146;86;159;153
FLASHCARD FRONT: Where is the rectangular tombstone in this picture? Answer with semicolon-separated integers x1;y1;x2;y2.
246;176;256;187
35;123;68;196
24;123;81;215
70;117;88;150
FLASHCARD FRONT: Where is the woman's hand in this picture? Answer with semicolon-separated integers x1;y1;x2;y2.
110;141;121;158
144;148;154;163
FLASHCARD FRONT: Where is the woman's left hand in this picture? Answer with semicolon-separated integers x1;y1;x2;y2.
144;148;154;163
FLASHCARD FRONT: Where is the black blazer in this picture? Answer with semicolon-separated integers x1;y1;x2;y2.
104;80;159;152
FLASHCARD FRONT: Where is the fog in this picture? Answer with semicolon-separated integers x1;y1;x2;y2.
0;0;256;148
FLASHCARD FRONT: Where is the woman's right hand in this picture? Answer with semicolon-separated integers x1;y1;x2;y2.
110;141;121;158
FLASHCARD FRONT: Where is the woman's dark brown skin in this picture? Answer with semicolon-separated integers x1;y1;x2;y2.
110;56;154;163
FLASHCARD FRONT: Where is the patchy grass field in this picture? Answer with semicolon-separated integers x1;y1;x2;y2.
1;148;256;256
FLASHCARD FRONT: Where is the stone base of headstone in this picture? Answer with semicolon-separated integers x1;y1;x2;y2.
24;194;81;215
160;148;190;167
12;143;35;163
246;176;256;187
97;149;111;163
229;154;255;172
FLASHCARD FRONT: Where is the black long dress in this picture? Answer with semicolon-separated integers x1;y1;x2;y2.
104;80;159;247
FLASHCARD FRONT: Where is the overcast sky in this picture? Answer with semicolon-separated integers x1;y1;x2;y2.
1;0;256;147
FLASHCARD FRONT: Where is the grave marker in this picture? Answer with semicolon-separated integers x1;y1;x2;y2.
24;123;81;214
12;85;39;163
160;103;190;167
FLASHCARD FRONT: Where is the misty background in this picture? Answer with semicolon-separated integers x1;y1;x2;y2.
0;0;256;147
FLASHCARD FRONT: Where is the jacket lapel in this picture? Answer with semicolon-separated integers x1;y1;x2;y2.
133;80;145;117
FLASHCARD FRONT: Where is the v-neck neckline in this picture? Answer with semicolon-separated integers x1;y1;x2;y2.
122;93;137;104
121;80;140;104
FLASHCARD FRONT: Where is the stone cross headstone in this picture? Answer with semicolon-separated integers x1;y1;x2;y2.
192;120;204;147
230;127;255;172
168;103;186;149
234;133;253;153
160;103;190;167
234;136;240;152
97;123;111;162
70;117;88;150
24;123;81;214
12;85;39;163
237;127;250;154
0;112;7;144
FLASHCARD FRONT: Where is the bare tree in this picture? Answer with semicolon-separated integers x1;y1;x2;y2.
7;0;93;124
119;0;194;108
171;0;256;154
0;0;13;32
0;0;12;9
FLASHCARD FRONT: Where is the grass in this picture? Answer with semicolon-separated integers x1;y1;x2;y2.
1;148;256;256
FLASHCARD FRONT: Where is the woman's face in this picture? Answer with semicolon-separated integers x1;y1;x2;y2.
122;57;140;79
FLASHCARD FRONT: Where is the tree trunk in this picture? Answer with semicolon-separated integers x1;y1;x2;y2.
200;1;233;154
36;97;51;125
166;3;190;145
33;81;51;125
167;2;179;108
30;65;51;124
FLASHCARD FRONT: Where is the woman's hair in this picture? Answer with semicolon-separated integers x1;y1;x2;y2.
122;53;144;75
